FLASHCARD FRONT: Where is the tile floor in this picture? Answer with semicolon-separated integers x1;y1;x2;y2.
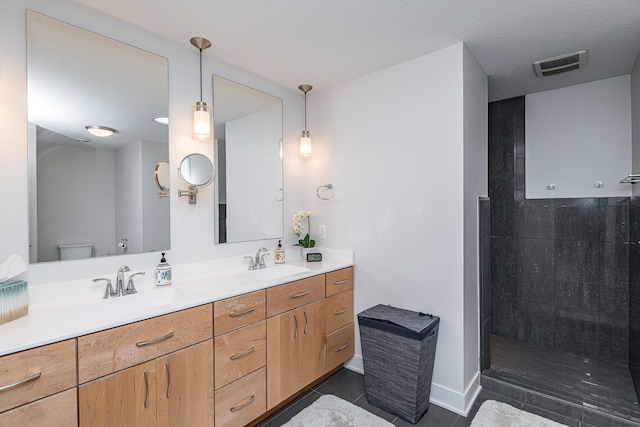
254;368;485;427
486;335;640;425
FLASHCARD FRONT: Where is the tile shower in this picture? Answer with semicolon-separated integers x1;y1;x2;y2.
483;96;640;424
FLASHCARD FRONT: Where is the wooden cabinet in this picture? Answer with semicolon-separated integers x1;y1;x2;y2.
77;304;213;384
214;290;265;336
327;323;355;371
156;341;214;426
0;387;77;427
78;304;213;426
266;299;326;409
326;267;354;297
0;339;77;426
214;367;266;427
266;275;325;317
213;291;267;426
79;341;214;427
79;360;157;427
214;320;266;389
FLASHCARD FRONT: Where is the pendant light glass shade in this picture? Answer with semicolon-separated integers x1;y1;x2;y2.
298;84;312;158
300;131;312;158
190;37;212;141
193;101;211;141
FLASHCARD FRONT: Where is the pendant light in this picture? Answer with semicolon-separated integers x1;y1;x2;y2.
298;84;312;158
190;37;212;141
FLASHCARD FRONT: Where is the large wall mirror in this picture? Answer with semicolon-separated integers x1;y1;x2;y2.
27;11;170;263
213;76;283;243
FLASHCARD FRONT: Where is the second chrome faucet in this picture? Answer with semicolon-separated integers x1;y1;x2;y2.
93;265;146;299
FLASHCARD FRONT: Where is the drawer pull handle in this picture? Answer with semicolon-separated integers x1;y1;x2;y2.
230;395;256;412
334;279;349;285
335;342;350;352
0;372;42;392
144;370;149;408
136;331;175;347
165;362;171;398
229;307;256;318
230;346;256;360
303;310;309;335
294;313;299;340
334;307;348;315
290;290;309;298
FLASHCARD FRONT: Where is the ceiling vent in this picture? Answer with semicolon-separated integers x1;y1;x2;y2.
533;50;588;77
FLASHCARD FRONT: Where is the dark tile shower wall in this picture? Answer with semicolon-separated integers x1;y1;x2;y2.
488;97;630;365
630;198;640;397
479;197;491;371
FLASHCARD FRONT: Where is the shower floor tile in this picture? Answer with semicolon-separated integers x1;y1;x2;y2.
487;334;640;423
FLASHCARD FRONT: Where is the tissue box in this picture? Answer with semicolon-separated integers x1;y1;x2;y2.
0;280;28;325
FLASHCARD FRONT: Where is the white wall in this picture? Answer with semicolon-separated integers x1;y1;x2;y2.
526;75;632;199
35;144;115;261
462;45;488;411
306;42;486;415
0;0;306;284
115;140;143;255
141;140;170;252
225;106;283;242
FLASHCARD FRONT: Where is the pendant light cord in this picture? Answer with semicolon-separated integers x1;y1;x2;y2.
304;91;307;131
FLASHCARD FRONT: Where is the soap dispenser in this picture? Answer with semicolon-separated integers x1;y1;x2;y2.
274;240;285;264
156;252;172;286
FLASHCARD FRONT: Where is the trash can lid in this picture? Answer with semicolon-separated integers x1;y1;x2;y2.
357;304;439;340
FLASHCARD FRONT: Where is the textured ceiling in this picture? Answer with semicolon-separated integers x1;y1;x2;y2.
70;0;640;101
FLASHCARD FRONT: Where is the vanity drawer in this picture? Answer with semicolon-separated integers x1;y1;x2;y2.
0;339;76;413
0;388;77;426
77;303;213;383
215;367;266;427
326;323;355;371
214;290;265;336
326;267;354;297
215;320;266;390
266;275;325;317
325;290;353;334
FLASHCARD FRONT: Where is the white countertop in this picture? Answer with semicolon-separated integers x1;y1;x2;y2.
0;249;353;356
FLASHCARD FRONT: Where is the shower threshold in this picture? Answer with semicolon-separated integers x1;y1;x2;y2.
483;334;640;426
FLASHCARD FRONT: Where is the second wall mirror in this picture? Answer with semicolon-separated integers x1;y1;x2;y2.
213;75;283;244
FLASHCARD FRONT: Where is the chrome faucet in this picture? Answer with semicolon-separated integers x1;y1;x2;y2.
116;265;131;297
255;247;269;269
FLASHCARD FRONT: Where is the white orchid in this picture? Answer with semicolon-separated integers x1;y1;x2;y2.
291;210;315;248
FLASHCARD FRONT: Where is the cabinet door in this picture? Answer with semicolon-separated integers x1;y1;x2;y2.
79;360;156;427
156;341;214;427
266;300;326;410
298;299;326;389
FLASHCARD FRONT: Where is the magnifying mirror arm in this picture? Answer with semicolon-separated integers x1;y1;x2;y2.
178;186;198;204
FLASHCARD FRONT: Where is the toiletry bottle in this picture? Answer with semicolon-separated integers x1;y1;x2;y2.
156;252;172;286
274;240;285;264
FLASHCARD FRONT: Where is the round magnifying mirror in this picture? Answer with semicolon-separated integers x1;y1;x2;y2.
154;161;170;192
178;153;214;187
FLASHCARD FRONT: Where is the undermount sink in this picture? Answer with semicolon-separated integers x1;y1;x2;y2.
66;287;189;321
240;264;310;281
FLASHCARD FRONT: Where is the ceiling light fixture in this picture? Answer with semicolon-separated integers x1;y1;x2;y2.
151;116;169;125
85;125;117;137
298;84;312;158
190;37;212;141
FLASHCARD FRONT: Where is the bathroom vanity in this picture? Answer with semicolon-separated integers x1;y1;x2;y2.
0;259;354;427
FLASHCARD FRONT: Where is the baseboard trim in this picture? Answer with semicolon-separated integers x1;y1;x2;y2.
344;355;480;416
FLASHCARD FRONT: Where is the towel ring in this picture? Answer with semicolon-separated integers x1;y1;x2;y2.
316;184;335;200
273;188;284;202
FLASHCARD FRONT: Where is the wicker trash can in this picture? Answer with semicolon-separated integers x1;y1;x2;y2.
358;304;440;424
